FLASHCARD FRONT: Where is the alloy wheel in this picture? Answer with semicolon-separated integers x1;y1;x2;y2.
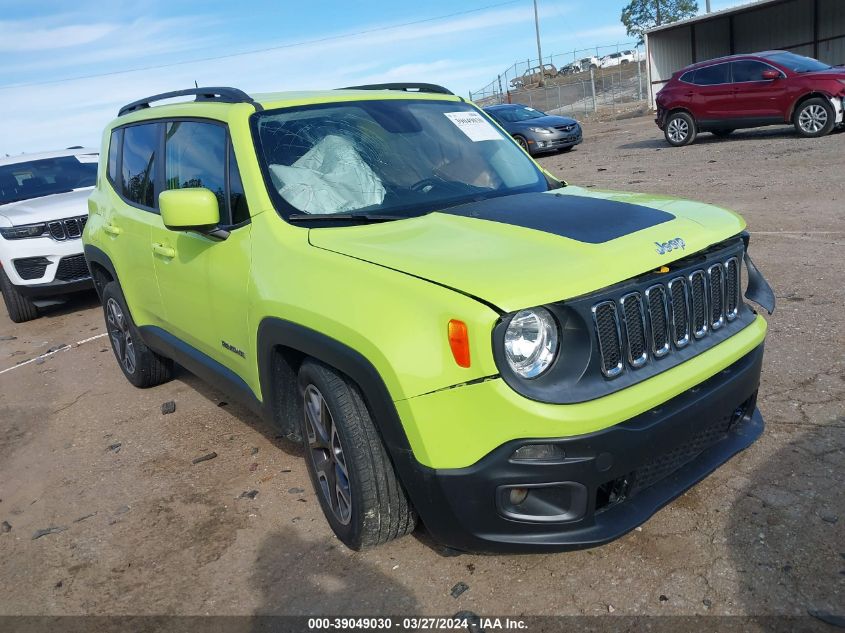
798;105;828;134
667;117;689;143
106;297;136;375
304;384;352;525
515;136;529;151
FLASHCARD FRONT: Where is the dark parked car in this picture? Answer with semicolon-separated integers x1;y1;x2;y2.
655;50;845;146
484;104;582;155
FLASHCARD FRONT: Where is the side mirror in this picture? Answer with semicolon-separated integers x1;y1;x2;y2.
761;69;781;80
159;188;220;231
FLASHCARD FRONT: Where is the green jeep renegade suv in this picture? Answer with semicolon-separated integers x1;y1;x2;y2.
83;84;775;552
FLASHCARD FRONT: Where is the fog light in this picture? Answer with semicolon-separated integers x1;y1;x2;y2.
511;444;565;462
509;487;529;505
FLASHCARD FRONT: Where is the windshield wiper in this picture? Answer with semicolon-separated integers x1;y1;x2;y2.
288;213;403;223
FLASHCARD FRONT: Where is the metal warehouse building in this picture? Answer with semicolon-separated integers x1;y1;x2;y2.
645;0;845;106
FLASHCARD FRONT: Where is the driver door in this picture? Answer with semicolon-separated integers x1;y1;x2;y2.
149;120;253;376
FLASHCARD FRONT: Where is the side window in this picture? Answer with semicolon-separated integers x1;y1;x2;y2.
107;128;121;184
732;60;774;83
228;145;249;225
122;123;160;209
680;71;695;83
693;64;730;86
165;121;227;221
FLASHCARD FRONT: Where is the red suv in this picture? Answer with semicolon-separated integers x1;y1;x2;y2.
656;50;845;146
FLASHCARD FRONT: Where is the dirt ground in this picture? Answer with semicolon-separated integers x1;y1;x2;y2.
0;116;842;625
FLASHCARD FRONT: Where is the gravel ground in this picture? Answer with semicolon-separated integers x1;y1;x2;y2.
0;115;842;625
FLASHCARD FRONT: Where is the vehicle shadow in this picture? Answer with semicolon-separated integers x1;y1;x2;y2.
173;367;303;460
249;527;420;618
175;368;451;552
619;126;805;150
725;424;844;619
35;288;101;319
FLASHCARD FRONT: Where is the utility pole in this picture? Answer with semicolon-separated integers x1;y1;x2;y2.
705;0;711;12
533;0;544;86
655;0;662;26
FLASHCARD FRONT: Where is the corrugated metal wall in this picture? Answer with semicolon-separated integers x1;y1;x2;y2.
819;0;845;65
647;0;845;106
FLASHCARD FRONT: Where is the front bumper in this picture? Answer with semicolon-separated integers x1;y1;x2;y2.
529;129;583;154
404;343;764;553
16;277;93;298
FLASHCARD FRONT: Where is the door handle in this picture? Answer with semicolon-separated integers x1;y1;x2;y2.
103;224;122;236
152;243;176;259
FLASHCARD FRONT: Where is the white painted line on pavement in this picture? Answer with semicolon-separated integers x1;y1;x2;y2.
0;332;108;376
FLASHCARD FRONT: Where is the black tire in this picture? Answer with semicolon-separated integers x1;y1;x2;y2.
513;135;531;154
712;128;735;138
101;282;173;388
664;111;697;146
0;268;38;323
298;359;416;550
793;97;835;138
559;146;575;153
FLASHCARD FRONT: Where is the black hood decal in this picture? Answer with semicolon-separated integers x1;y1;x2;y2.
439;192;674;244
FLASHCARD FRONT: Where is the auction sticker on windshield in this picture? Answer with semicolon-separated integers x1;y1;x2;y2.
444;111;502;142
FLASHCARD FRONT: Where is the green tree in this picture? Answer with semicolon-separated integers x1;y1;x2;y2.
621;0;698;43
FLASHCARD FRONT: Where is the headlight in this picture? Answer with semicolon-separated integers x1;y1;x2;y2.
0;223;47;240
504;308;559;378
528;126;555;134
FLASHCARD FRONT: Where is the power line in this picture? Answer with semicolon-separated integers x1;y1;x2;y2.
0;0;520;90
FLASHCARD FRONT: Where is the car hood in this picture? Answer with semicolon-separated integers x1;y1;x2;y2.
511;114;577;128
308;187;746;313
797;67;845;80
0;188;92;227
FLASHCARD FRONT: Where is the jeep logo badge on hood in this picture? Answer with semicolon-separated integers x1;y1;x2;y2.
655;238;686;254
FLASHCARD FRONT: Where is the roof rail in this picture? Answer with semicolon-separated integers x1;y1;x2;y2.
339;82;454;96
118;87;262;117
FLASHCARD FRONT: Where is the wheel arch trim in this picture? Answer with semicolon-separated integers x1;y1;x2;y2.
83;244;120;300
256;317;414;457
789;91;835;120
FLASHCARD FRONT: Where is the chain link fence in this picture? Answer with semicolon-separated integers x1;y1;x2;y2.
469;43;648;117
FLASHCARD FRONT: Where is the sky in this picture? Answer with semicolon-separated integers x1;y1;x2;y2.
0;0;746;155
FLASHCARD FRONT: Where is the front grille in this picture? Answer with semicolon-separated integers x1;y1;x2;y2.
668;277;690;348
593;252;743;379
645;284;670;357
14;257;51;280
689;270;708;339
47;215;87;241
621;293;647;367
554;124;576;132
55;254;90;281
725;257;740;320
709;264;725;330
593;301;623;378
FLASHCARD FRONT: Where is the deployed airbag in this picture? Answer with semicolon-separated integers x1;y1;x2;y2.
269;134;385;214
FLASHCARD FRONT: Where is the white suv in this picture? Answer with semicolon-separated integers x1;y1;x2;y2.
0;147;98;322
599;50;637;69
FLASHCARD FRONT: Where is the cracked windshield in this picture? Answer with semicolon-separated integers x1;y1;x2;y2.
255;100;547;216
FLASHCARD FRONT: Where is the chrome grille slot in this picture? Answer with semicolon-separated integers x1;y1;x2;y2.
725;257;740;321
668;277;690;348
688;270;708;339
592;301;623;378
64;218;82;239
645;284;670;358
620;292;648;368
708;263;725;330
48;221;66;240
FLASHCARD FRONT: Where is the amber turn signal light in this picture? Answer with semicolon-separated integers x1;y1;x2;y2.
448;319;471;368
